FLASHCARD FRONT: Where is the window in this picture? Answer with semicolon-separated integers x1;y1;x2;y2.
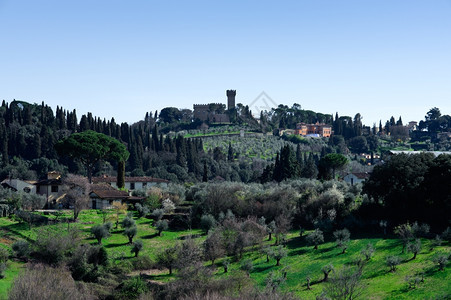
51;185;58;193
23;187;31;193
130;182;135;190
142;182;147;188
36;186;41;193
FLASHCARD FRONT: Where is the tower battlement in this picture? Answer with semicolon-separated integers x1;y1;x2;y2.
226;90;236;110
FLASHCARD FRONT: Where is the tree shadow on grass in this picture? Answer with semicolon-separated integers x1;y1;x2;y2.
318;245;335;253
2;222;37;243
105;242;130;248
286;237;308;249
364;268;389;279
142;233;159;239
288;248;309;256
252;265;274;273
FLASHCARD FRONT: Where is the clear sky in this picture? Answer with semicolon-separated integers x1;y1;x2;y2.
1;0;450;126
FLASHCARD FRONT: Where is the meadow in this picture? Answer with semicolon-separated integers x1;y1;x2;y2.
0;209;450;299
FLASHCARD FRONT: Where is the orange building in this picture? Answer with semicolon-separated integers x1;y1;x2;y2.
295;122;332;138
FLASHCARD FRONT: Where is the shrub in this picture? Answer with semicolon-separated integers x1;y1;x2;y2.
131;255;154;270
162;198;176;213
116;276;149;300
8;264;92;300
155;219;168;236
0;247;9;263
12;240;30;260
131;240;144;257
0;263;6;279
33;227;81;265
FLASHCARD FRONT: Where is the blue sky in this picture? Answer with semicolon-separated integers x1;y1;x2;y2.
1;0;450;126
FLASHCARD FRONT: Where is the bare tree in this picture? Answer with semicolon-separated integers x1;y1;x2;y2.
323;265;364;300
204;230;225;265
63;174;90;221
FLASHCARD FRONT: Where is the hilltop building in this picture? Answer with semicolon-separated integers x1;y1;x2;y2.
193;90;236;123
295;122;332;138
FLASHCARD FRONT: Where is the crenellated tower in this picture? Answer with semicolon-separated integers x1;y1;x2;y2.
226;90;236;111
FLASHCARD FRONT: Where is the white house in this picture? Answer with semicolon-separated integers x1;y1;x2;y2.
92;176;169;190
343;172;370;185
34;171;65;208
1;178;37;194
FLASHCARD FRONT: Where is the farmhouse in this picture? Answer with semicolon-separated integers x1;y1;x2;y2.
35;171;65;208
343;172;370;185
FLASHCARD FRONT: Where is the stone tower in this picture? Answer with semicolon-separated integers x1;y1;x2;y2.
226;90;236;110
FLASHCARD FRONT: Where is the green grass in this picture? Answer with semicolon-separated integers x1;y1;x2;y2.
0;213;450;299
0;261;23;299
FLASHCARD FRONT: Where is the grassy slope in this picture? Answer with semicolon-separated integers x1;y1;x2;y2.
0;212;450;299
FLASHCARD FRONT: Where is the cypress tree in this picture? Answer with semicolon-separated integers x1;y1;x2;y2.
202;161;208;182
228;142;234;161
117;160;125;189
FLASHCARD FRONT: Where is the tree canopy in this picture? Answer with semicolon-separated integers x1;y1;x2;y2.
55;130;129;183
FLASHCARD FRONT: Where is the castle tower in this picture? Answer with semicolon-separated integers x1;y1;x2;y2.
226;90;236;110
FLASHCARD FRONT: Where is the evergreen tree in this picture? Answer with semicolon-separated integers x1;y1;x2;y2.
228;142;234;161
202;161;208;182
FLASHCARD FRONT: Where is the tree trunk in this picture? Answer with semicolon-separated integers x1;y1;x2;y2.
169;266;172;275
87;167;93;184
276;258;280;266
314;244;318;250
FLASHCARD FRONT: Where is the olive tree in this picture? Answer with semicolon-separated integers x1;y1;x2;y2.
307;229;324;250
333;228;351;254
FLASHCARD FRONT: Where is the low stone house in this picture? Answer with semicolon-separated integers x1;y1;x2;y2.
343;172;370;185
